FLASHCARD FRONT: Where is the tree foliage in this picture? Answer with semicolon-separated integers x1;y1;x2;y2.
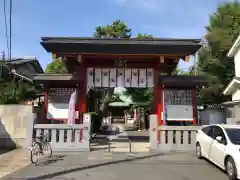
45;59;68;73
94;20;131;38
0;62;41;104
0;81;41;104
197;2;240;105
136;33;153;39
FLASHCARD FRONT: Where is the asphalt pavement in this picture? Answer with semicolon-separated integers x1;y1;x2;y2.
3;151;229;180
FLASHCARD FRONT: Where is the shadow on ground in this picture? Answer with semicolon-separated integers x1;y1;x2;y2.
0;120;18;150
25;153;163;180
36;156;65;166
0;149;14;156
202;157;226;174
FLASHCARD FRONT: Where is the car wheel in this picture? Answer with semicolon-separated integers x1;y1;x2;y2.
196;143;202;159
225;157;238;180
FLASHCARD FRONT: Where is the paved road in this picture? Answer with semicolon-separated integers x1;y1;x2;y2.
0;149;30;179
3;152;228;180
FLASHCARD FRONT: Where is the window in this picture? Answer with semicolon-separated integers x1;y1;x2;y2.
225;128;240;145
210;126;227;144
48;88;77;103
211;126;225;139
201;126;213;137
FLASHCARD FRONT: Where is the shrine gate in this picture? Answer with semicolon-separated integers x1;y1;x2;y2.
32;37;205;152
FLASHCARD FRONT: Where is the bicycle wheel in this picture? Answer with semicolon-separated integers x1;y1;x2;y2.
31;142;41;165
43;142;52;158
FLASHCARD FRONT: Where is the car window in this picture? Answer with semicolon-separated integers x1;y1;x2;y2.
201;126;213;137
225;128;240;145
210;126;227;145
211;126;226;139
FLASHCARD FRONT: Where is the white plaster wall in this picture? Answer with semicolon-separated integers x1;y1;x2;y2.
234;48;240;77
232;89;240;101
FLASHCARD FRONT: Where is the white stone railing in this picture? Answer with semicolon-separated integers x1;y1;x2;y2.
32;124;90;152
157;126;201;152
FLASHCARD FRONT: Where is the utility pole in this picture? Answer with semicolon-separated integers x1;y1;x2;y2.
0;51;5;79
9;0;12;61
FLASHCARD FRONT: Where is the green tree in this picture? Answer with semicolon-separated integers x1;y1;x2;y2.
136;33;153;39
0;62;41;104
197;2;240;105
45;59;68;73
94;20;131;38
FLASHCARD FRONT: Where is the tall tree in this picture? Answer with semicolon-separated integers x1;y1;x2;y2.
94;20;131;38
197;2;240;105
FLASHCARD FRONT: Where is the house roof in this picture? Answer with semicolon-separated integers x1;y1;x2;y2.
223;77;240;95
40;37;202;56
227;35;240;57
8;58;43;73
0;58;43;82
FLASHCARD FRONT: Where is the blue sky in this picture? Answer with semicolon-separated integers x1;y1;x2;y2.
0;0;236;70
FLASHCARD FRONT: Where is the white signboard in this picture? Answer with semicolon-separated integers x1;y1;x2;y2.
47;103;78;119
47;103;68;119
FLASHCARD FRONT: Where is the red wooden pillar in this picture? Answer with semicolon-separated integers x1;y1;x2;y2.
154;69;163;144
192;88;197;125
77;65;86;124
44;87;48;123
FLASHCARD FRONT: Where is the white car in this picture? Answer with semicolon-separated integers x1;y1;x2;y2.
196;124;240;180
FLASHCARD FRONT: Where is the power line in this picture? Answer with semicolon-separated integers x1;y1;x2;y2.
3;0;9;59
9;0;12;61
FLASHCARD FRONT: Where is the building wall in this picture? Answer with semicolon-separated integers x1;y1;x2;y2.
199;108;226;125
232;89;240;101
0;105;38;148
225;103;240;124
234;48;240;77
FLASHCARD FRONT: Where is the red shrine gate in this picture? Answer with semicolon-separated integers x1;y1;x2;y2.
32;37;205;151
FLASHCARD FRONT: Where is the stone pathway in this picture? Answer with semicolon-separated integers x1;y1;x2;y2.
0;149;30;178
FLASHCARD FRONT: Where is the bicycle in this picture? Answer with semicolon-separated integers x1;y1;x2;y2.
30;131;52;165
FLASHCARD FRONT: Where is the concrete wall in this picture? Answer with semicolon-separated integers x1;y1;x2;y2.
199;108;226;125
0;105;36;149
